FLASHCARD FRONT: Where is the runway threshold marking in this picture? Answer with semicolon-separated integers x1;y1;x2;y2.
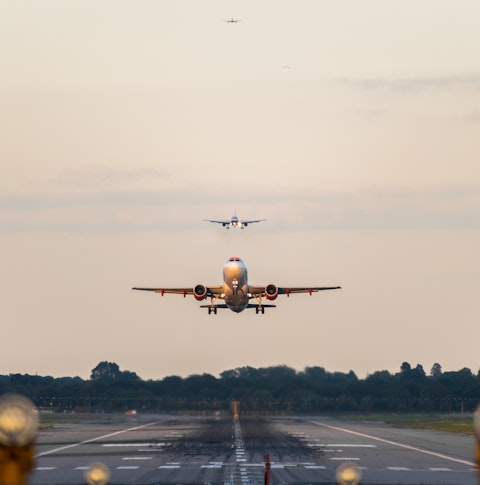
310;420;475;467
35;421;158;457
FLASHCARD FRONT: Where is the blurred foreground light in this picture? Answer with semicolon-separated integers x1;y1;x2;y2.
474;404;480;438
84;463;110;485
336;462;362;485
0;395;38;446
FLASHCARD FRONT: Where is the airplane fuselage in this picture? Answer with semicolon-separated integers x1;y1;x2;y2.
222;257;249;312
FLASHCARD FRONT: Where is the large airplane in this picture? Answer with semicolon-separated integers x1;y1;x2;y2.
204;213;265;229
132;256;341;314
223;17;242;23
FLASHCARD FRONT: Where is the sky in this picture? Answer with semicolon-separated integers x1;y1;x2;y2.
1;1;479;381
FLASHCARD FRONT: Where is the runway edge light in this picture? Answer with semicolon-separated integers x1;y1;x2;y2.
335;462;362;485
0;393;38;485
84;462;110;485
473;404;480;478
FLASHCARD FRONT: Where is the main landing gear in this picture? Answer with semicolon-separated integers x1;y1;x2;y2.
208;306;217;315
252;293;265;314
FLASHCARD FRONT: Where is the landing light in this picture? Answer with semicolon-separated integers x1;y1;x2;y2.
474;404;480;438
84;463;110;485
335;462;362;485
0;394;38;446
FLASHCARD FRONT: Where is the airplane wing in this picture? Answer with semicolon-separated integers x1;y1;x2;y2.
248;285;341;296
132;286;224;297
204;219;228;226
242;219;266;226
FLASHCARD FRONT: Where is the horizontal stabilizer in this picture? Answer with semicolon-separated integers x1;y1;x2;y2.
246;303;276;308
199;304;229;309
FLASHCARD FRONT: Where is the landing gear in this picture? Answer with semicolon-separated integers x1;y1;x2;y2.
207;294;220;315
253;293;265;314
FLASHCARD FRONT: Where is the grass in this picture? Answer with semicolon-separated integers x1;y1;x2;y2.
333;413;475;434
38;412;129;426
37;411;475;435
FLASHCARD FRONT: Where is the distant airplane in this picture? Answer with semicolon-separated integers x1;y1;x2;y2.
204;213;265;229
132;256;341;314
224;18;242;23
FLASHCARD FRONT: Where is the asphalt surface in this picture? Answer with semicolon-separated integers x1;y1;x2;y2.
29;414;478;484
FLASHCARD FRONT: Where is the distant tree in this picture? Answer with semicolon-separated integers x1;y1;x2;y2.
302;366;328;381
413;364;426;377
365;370;393;384
430;363;442;377
400;362;411;373
116;370;141;383
90;361;120;381
220;366;260;380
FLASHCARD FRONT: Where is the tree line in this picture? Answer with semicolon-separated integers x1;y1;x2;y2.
1;361;480;413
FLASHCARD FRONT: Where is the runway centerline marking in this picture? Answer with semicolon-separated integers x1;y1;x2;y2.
310;420;475;467
35;421;158;457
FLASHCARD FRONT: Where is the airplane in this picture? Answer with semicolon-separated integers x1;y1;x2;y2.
132;256;341;315
204;213;265;229
223;18;242;23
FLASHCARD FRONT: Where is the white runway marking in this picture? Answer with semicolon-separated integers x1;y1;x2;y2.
308;443;375;448
387;466;410;471
74;466;89;470
122;457;153;460
305;465;327;469
429;467;452;471
36;421;158;457
35;467;57;470
159;465;180;469
102;443;161;447
330;457;360;461
324;444;376;448
116;466;139;470
310;420;475;467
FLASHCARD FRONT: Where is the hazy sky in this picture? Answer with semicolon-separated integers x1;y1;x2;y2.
2;1;479;380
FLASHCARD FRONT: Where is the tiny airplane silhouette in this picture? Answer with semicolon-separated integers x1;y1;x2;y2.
224;18;242;23
204;213;265;229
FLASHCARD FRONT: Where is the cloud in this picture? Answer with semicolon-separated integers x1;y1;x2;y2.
53;165;170;189
0;185;479;233
334;73;480;93
467;109;480;122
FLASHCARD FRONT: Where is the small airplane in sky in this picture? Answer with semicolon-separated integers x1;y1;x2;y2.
223;18;242;23
204;213;265;229
132;257;341;314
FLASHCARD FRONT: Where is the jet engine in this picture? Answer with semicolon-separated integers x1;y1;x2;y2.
193;284;208;301
265;284;279;300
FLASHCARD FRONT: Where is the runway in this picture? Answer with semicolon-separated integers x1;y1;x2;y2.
31;414;477;484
